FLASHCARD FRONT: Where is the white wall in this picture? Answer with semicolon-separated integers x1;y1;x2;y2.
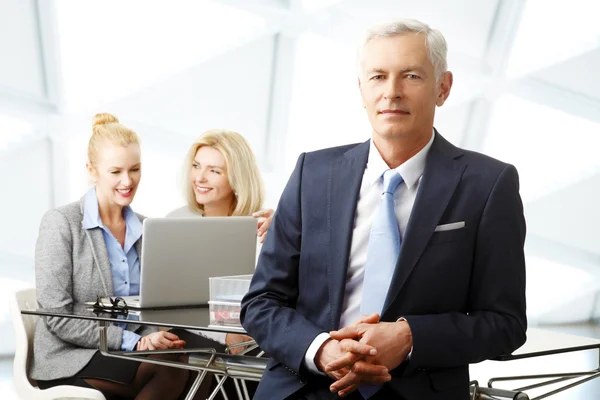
106;35;276;163
0;0;45;99
0;136;50;355
0;137;52;261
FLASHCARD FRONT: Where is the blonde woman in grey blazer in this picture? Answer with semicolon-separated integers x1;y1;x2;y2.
30;114;189;400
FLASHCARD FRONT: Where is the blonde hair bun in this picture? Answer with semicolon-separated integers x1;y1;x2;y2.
92;113;119;128
87;113;139;167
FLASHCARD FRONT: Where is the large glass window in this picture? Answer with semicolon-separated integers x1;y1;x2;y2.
55;0;266;112
0;114;34;150
285;32;375;171
483;95;600;203
507;0;600;77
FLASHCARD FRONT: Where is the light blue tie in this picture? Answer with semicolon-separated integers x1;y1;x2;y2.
359;169;403;399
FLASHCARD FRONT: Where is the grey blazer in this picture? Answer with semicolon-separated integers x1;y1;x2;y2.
30;197;156;381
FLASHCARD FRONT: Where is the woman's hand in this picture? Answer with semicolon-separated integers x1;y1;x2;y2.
252;209;275;243
225;333;254;355
136;331;186;351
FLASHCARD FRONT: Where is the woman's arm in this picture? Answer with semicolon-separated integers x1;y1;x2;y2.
35;208;124;350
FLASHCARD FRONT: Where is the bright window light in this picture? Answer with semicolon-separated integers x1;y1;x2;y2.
132;145;184;218
299;0;345;12
526;256;593;319
0;114;34;151
507;0;600;77
285;33;371;172
483;95;600;203
55;0;266;112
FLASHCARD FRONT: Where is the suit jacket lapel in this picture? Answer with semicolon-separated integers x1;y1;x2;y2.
88;228;114;296
329;141;370;330
135;237;142;265
383;133;466;315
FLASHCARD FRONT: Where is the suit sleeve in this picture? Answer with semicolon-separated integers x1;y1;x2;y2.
35;209;124;350
241;153;326;377
404;164;527;369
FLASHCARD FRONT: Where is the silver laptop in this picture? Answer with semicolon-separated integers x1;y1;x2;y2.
122;217;257;309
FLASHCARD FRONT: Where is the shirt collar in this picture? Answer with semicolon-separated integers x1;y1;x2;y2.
123;205;143;252
367;130;435;190
82;187;103;230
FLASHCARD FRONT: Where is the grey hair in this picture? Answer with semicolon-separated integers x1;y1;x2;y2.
357;19;448;81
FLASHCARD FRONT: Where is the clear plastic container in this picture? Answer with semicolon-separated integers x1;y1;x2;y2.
209;274;252;303
208;274;252;328
208;300;243;328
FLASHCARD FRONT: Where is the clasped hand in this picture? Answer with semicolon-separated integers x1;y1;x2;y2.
315;313;412;397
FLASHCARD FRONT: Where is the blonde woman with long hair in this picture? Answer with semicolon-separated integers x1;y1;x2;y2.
167;129;273;398
168;129;273;240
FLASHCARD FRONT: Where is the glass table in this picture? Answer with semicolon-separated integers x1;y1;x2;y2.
22;304;265;400
23;306;600;400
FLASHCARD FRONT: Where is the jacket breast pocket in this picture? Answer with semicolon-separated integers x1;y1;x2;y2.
428;227;468;245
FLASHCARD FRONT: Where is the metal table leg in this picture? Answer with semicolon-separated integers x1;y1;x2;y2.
487;349;600;399
471;380;529;399
185;370;208;400
98;321;215;400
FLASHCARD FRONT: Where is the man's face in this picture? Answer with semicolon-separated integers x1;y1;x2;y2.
359;33;451;142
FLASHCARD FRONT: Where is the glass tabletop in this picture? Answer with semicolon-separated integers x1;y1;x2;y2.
495;328;600;361
21;304;246;333
23;308;598;360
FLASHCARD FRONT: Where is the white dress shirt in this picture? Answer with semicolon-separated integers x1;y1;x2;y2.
303;132;434;374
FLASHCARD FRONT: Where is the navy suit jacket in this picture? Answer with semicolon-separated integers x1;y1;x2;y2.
241;132;527;399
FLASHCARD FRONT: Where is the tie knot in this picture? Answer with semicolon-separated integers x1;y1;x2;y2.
382;169;403;194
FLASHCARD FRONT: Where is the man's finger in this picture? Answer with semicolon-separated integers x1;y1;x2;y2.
325;352;362;372
330;370;361;394
337;384;358;398
350;360;389;377
331;365;391;394
330;370;373;394
329;325;363;340
325;366;350;382
339;338;377;356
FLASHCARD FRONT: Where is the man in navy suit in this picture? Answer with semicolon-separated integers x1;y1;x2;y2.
241;18;526;400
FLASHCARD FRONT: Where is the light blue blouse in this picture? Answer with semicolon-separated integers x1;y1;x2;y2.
82;187;142;351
